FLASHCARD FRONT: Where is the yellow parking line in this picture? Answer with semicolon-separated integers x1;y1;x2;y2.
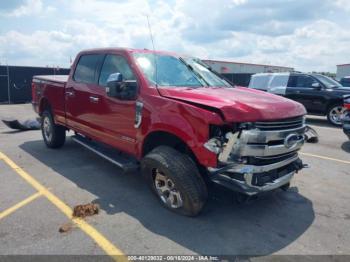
0;192;42;220
0;151;127;262
300;152;350;165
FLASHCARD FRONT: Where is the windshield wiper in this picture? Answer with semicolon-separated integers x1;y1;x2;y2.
179;57;209;86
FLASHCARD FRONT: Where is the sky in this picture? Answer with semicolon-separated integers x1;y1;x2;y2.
0;0;349;72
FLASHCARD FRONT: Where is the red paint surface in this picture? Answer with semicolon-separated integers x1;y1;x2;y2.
32;48;306;168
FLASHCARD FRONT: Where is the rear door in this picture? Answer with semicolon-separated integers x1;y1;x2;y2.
65;53;105;138
285;74;326;113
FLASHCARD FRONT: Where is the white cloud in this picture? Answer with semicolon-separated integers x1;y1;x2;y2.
3;0;55;17
0;0;349;72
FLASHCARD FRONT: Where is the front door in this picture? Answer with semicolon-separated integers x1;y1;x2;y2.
93;53;139;155
285;75;326;114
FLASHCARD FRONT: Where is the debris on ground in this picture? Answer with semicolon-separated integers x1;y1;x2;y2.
59;222;74;233
2;118;41;131
72;203;99;218
304;125;319;143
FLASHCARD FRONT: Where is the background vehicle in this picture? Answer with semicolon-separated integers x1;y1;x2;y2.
343;95;350;139
32;48;307;216
249;72;350;126
340;76;350;87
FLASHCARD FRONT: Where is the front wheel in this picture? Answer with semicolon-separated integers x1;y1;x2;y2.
141;146;208;216
327;104;346;126
41;110;66;148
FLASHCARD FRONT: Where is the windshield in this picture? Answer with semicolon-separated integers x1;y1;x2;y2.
133;53;231;88
313;74;342;88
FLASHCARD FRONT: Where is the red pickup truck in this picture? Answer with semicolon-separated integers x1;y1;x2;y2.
32;48;307;216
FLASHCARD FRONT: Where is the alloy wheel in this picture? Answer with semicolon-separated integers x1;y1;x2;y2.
43;116;53;142
154;169;183;209
329;106;346;125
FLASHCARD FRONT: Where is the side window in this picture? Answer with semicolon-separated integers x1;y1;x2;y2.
248;75;271;91
73;54;104;84
269;75;288;95
294;75;317;88
269;75;288;88
99;55;136;86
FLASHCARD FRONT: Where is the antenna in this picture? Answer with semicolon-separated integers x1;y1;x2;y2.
146;15;158;87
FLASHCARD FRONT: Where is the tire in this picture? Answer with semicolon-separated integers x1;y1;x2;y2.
141;146;208;216
41;110;66;148
327;103;346;126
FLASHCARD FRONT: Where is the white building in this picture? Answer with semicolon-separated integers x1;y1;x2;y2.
336;64;350;80
202;59;294;74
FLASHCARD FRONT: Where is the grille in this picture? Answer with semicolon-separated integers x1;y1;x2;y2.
254;116;304;131
248;152;297;166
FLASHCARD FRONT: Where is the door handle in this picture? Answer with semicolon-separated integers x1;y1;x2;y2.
89;96;99;103
65;90;74;97
296;90;301;94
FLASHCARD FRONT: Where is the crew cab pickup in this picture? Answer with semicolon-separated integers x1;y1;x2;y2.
32;48;307;216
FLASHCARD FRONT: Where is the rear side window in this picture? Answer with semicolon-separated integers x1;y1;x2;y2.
269;75;288;95
99;55;136;86
270;75;288;88
288;75;317;88
73;54;105;84
341;78;350;87
248;75;271;90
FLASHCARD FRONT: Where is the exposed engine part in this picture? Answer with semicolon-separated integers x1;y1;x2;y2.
304;125;319;143
218;132;239;162
205;116;307;195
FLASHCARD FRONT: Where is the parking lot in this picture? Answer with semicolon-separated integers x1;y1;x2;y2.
0;104;349;259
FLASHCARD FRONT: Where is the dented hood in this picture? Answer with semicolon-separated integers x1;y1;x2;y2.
159;86;306;122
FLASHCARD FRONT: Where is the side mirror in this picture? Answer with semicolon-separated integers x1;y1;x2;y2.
106;73;138;100
311;82;321;89
106;73;123;97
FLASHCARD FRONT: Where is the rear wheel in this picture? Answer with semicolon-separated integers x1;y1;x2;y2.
141;146;208;216
41;110;66;148
327;104;346;126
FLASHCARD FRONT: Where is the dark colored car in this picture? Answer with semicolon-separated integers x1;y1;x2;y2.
340;77;350;87
249;72;350;126
343;95;350;139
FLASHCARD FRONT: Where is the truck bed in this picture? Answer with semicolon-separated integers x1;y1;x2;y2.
33;75;69;85
32;75;69;122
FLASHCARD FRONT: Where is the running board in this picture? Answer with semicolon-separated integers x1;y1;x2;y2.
72;135;139;173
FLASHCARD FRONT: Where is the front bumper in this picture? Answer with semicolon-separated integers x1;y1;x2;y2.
208;156;304;195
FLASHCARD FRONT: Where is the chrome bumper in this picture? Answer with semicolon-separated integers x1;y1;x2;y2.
210;170;295;195
209;154;299;175
208;155;304;195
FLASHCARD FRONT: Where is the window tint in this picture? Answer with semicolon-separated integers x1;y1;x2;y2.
73;54;104;84
288;75;317;88
248;75;271;90
99;55;135;86
340;78;350;87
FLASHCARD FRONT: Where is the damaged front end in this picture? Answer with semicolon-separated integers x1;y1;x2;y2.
205;116;307;195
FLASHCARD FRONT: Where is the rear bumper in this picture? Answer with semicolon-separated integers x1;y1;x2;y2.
208;156;305;195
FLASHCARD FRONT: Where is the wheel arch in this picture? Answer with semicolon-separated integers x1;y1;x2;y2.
142;130;199;165
38;97;51;115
